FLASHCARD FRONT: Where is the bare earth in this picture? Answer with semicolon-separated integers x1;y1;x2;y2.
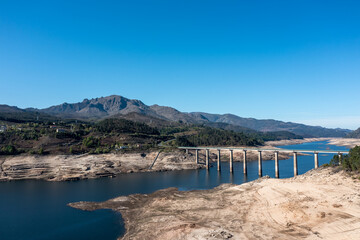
266;137;360;148
1;138;359;181
0;151;200;181
70;167;360;240
0;149;292;181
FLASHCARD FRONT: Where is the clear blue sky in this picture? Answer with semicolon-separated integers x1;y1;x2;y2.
1;0;359;129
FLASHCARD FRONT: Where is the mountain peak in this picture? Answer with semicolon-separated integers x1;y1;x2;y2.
42;95;154;119
36;95;351;137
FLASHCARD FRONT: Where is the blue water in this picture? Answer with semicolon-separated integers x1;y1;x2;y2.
0;141;349;240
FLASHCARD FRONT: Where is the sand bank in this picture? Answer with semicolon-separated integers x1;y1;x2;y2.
266;137;360;148
70;167;360;240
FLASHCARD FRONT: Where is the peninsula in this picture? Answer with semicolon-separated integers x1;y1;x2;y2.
70;167;360;240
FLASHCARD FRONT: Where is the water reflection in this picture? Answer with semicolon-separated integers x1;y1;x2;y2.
216;171;221;185
229;171;234;183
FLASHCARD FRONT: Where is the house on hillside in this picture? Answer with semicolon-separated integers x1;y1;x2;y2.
56;128;67;133
0;125;7;132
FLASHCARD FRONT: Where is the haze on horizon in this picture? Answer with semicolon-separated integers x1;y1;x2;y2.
0;1;359;129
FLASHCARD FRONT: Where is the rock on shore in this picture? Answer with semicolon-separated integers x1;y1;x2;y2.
70;167;360;240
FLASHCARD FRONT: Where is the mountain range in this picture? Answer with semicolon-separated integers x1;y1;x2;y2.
0;95;352;137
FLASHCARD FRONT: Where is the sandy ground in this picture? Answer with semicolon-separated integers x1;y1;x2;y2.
70;167;360;240
265;138;329;146
327;138;360;148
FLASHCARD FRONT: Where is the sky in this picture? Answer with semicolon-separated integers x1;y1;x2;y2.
0;0;359;129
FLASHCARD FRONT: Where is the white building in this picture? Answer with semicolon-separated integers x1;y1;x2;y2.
0;125;7;132
56;128;67;133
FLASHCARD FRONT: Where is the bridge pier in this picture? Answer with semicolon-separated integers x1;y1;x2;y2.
293;152;298;176
243;150;247;175
217;150;221;171
275;151;279;178
229;150;233;173
338;153;342;165
314;152;319;169
205;149;210;170
206;149;210;170
258;151;262;177
195;149;199;164
178;147;348;177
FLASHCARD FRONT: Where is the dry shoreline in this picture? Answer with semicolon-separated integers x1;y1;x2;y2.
266;137;360;148
0;151;201;181
70;167;360;240
1;137;359;182
0;149;291;181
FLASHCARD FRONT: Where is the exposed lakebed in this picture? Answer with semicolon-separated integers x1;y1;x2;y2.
0;141;348;240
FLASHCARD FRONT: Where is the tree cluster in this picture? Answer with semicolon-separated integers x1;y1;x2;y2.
96;119;160;135
174;127;263;147
330;146;360;171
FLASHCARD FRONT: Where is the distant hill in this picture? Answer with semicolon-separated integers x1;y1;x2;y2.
109;112;179;128
346;128;360;138
188;112;350;138
0;105;59;123
1;95;351;137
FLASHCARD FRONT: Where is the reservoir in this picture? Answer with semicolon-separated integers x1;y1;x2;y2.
0;141;349;240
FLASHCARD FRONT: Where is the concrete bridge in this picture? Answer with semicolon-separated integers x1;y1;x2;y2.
178;147;349;178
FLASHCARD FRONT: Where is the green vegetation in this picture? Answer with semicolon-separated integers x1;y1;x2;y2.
330;146;360;171
346;127;360;138
0;118;169;155
257;131;303;141
0;113;303;156
0;111;59;123
82;136;100;148
173;127;262;147
0;145;18;155
96;118;160;135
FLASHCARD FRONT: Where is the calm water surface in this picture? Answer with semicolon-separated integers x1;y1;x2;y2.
0;141;348;240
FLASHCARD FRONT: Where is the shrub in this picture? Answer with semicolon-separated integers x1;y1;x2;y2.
82;136;100;148
0;145;18;155
331;146;360;171
38;147;44;155
21;131;39;140
91;147;110;154
96;118;160;135
55;132;79;139
173;127;263;147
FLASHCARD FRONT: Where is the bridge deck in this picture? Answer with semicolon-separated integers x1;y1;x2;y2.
178;147;349;154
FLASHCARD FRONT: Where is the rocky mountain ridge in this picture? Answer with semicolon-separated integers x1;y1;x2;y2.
0;95;352;137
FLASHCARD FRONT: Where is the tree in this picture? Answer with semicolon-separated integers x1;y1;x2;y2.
82;136;99;148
